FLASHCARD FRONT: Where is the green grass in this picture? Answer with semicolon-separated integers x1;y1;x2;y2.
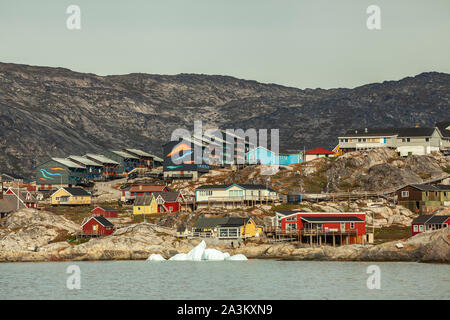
443;166;450;174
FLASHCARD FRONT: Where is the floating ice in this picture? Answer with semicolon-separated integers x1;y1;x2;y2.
147;254;166;261
225;254;248;261
149;240;248;261
202;248;226;261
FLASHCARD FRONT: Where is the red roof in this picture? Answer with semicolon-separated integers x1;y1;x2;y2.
305;147;333;155
129;185;168;192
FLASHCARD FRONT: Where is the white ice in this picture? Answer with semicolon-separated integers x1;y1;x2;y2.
147;254;166;261
225;254;248;261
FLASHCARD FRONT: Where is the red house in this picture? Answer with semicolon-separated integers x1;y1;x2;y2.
81;216;114;236
129;185;170;197
91;206;118;218
5;188;38;209
153;191;185;213
411;215;450;236
279;211;366;244
304;147;334;162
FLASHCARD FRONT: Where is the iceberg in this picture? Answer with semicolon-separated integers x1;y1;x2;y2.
147;254;166;261
225;254;248;261
149;239;248;261
201;248;226;261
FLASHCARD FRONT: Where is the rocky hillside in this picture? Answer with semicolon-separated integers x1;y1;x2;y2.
170;148;450;194
0;62;449;178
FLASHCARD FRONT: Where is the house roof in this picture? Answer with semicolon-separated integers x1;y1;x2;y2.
409;184;440;192
124;148;154;158
153;191;182;202
82;216;114;227
0;194;27;213
62;187;91;196
129;185;168;192
52;157;85;169
84;154;119;165
436;121;450;138
7;188;37;203
411;215;433;224
193;217;229;229
305;147;333;155
341;127;437;138
68;155;102;167
93;206;117;212
300;216;364;223
425;215;450;224
276;210;305;216
134;195;154;206
110;150;139;159
218;217;250;227
435;185;450;191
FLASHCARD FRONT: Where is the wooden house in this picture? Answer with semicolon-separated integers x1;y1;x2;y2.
396;184;449;213
411;214;450;236
103;150;139;175
50;187;91;206
123;148;156;169
133;195;157;215
91;206;118;218
195;184;278;208
276;211;367;245
304;148;334;162
129;184;170;197
153;191;185;213
192;217;259;239
81;216;114;236
5;188;38;209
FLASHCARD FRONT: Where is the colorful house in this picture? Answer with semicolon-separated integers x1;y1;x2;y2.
153;191;185;213
91;206;118;218
103;150;140;174
195;184;278;208
81;216;114;236
124;148;157;169
245;146;303;165
84;154;119;179
276;211;367;245
304;148;334;162
5;187;38;209
192;217;260;239
411;214;450;236
35;158;87;191
133;195;158;215
396;184;450;213
50;187;92;206
68;155;103;181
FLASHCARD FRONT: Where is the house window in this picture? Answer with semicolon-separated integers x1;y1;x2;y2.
401;191;409;197
413;225;418;232
419;225;424;232
362;138;366;142
443;224;448;228
425;138;429;142
407;138;410;142
350;222;355;229
93;225;98;231
344;139;348;143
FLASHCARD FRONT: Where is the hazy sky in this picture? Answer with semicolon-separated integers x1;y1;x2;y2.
0;0;449;89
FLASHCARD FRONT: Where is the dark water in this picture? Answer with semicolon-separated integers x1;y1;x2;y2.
0;260;448;299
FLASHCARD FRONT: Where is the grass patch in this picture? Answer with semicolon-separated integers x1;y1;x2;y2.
374;225;411;245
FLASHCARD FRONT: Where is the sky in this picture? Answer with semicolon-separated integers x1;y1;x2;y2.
0;0;449;89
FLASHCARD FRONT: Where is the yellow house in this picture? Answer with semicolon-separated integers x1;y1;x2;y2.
133;195;157;215
51;187;92;206
193;216;260;239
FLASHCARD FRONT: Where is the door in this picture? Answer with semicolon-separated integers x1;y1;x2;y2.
340;223;345;232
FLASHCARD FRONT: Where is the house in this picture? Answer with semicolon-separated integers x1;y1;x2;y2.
270;210;306;228
5;187;38;209
411;214;450;236
91;206;118;218
129;184;170;197
123;148;158;169
176;225;189;237
0;188;27;217
133;195;157;215
192;217;260;239
304;148;334;162
436;121;450;154
275;211;367;245
81;216;114;236
103;150;139;174
338;126;443;156
396;184;450;213
35;158;87;191
50;187;91;206
245;146;303;165
68;155;103;181
152;191;185;213
195;184;278;208
84;154;119;179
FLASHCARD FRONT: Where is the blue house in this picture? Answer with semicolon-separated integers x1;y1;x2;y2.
246;146;303;165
